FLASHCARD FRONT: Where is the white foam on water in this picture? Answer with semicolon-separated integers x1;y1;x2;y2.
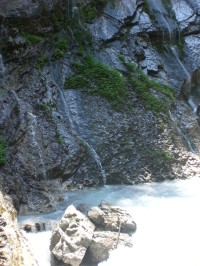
21;177;200;266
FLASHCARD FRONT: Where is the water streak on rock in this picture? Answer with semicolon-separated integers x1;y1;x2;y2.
28;112;47;180
59;89;106;184
169;110;197;153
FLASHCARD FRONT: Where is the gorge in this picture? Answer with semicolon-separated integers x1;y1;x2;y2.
0;0;200;265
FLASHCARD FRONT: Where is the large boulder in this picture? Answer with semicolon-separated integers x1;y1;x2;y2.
50;205;95;266
50;204;136;265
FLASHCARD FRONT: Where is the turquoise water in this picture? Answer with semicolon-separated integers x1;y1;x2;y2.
19;177;200;266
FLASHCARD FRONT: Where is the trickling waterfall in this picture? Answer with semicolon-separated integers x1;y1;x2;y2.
0;54;5;77
59;89;106;184
169;110;197;153
28;112;47;180
188;96;197;113
0;54;8;96
152;0;173;40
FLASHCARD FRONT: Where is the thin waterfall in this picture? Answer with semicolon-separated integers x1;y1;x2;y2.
28;112;47;180
148;1;193;109
0;54;5;77
0;54;7;96
169;110;197;153
188;96;197;113
12;91;47;178
149;0;174;42
169;46;192;96
59;89;106;184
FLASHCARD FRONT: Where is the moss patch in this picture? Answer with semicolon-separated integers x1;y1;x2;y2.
120;57;174;113
0;137;6;166
80;0;110;24
65;54;127;110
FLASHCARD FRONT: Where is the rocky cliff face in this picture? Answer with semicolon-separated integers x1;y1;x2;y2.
0;0;200;214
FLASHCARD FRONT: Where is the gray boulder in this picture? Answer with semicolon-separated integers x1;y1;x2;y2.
88;204;137;234
86;231;132;264
50;205;95;266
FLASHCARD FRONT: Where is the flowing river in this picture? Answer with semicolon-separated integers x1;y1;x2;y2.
18;176;200;266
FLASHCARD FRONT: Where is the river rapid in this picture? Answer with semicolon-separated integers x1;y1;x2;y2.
18;176;200;266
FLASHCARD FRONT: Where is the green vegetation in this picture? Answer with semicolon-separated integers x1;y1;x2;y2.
21;31;43;44
52;39;68;60
78;139;90;155
42;103;52;117
37;55;50;71
0;137;6;166
142;1;156;21
37;38;68;70
55;132;65;146
146;147;174;166
65;54;127;109
142;146;174;169
80;0;108;23
119;56;174;113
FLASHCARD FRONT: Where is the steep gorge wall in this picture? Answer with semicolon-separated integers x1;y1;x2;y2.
0;0;200;215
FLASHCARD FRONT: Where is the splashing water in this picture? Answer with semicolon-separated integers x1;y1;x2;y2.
19;177;200;266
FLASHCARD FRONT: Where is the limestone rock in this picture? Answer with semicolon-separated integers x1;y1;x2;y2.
0;191;37;266
88;204;136;234
86;231;132;263
50;205;95;266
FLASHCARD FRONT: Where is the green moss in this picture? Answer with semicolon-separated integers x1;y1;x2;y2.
37;55;50;71
0;137;6;166
148;147;174;166
21;31;43;44
119;56;174;113
52;49;65;60
52;13;66;31
55;132;65;146
42;103;52;117
78;139;90;155
55;39;68;51
81;5;97;23
51;38;68;60
80;0;114;24
144;146;174;168
65;55;127;110
142;1;156;21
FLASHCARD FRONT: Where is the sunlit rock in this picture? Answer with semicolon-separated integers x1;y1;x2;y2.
88;204;136;233
50;205;95;266
0;191;37;266
86;231;132;264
